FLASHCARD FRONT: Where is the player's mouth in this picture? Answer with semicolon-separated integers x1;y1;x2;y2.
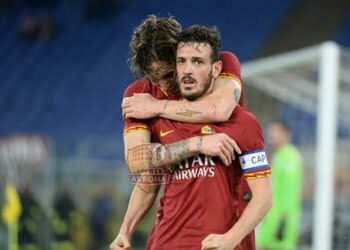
181;76;196;85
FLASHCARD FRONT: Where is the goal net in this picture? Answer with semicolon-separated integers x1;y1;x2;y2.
242;42;350;250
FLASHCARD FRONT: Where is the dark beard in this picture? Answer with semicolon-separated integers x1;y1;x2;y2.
184;71;213;101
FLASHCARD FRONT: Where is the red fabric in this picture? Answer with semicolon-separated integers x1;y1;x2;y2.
123;78;169;132
147;106;269;249
220;51;245;107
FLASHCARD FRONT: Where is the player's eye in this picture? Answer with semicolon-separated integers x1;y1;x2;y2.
176;59;185;64
193;59;203;64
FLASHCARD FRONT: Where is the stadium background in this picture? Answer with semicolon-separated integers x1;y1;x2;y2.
0;0;350;249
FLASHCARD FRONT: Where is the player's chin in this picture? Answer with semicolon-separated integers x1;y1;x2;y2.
183;92;201;101
180;83;195;90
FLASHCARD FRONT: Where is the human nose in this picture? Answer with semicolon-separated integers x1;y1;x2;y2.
182;61;193;75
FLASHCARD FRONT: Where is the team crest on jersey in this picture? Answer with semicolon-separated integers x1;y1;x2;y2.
201;125;215;135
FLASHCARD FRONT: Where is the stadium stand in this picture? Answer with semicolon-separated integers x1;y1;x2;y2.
0;0;295;140
1;2;350;250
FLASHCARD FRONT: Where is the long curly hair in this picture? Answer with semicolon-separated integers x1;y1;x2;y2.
129;15;182;95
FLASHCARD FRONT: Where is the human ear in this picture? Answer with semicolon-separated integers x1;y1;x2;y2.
212;60;222;78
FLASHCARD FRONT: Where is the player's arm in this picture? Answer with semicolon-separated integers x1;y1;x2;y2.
127;133;241;174
112;119;160;249
227;177;272;247
122;78;241;123
122;87;241;175
124;127;195;174
110;183;159;250
118;183;160;237
202;115;272;249
164;76;240;122
221;128;272;248
202;177;272;250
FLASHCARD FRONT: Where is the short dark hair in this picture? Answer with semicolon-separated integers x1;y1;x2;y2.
129;15;182;78
177;25;221;62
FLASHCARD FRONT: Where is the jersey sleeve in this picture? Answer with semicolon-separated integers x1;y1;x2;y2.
123;80;151;136
219;51;241;84
236;114;271;180
219;51;245;107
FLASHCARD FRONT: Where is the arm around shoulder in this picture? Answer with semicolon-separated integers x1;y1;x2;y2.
158;77;241;123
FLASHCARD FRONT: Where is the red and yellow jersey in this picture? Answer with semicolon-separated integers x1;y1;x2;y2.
123;78;170;136
122;51;250;249
147;106;270;250
219;51;245;107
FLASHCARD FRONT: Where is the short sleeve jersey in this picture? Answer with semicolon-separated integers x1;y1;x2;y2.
122;51;250;250
147;106;271;250
219;51;245;107
123;78;169;136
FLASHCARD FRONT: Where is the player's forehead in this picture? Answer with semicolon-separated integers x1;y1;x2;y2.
176;42;212;60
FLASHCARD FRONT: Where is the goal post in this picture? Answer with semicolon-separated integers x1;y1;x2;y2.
241;41;345;250
313;42;339;250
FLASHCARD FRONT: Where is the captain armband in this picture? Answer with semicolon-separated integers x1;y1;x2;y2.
239;149;271;180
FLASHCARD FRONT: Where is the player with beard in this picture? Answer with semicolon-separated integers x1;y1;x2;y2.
145;25;272;249
111;16;246;250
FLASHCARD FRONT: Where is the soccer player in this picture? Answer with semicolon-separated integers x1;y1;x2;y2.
121;16;244;125
140;25;271;250
257;120;303;250
110;16;246;250
112;25;272;250
122;16;244;175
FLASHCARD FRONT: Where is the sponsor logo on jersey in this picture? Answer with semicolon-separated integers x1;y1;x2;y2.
239;149;269;172
201;125;215;135
169;155;216;180
160;129;174;137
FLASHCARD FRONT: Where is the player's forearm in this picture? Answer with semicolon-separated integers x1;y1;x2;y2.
119;185;158;237
158;78;240;123
159;98;236;123
226;182;272;246
127;136;203;173
158;99;218;123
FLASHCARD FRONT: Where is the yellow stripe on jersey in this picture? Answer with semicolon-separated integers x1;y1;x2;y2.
124;125;150;136
160;87;169;97
218;73;242;87
244;169;271;180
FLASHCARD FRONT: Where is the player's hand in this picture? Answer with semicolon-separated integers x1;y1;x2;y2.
198;133;241;166
122;93;164;119
110;234;131;250
201;233;236;250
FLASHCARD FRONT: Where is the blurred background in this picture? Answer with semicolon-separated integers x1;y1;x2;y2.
0;0;350;249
